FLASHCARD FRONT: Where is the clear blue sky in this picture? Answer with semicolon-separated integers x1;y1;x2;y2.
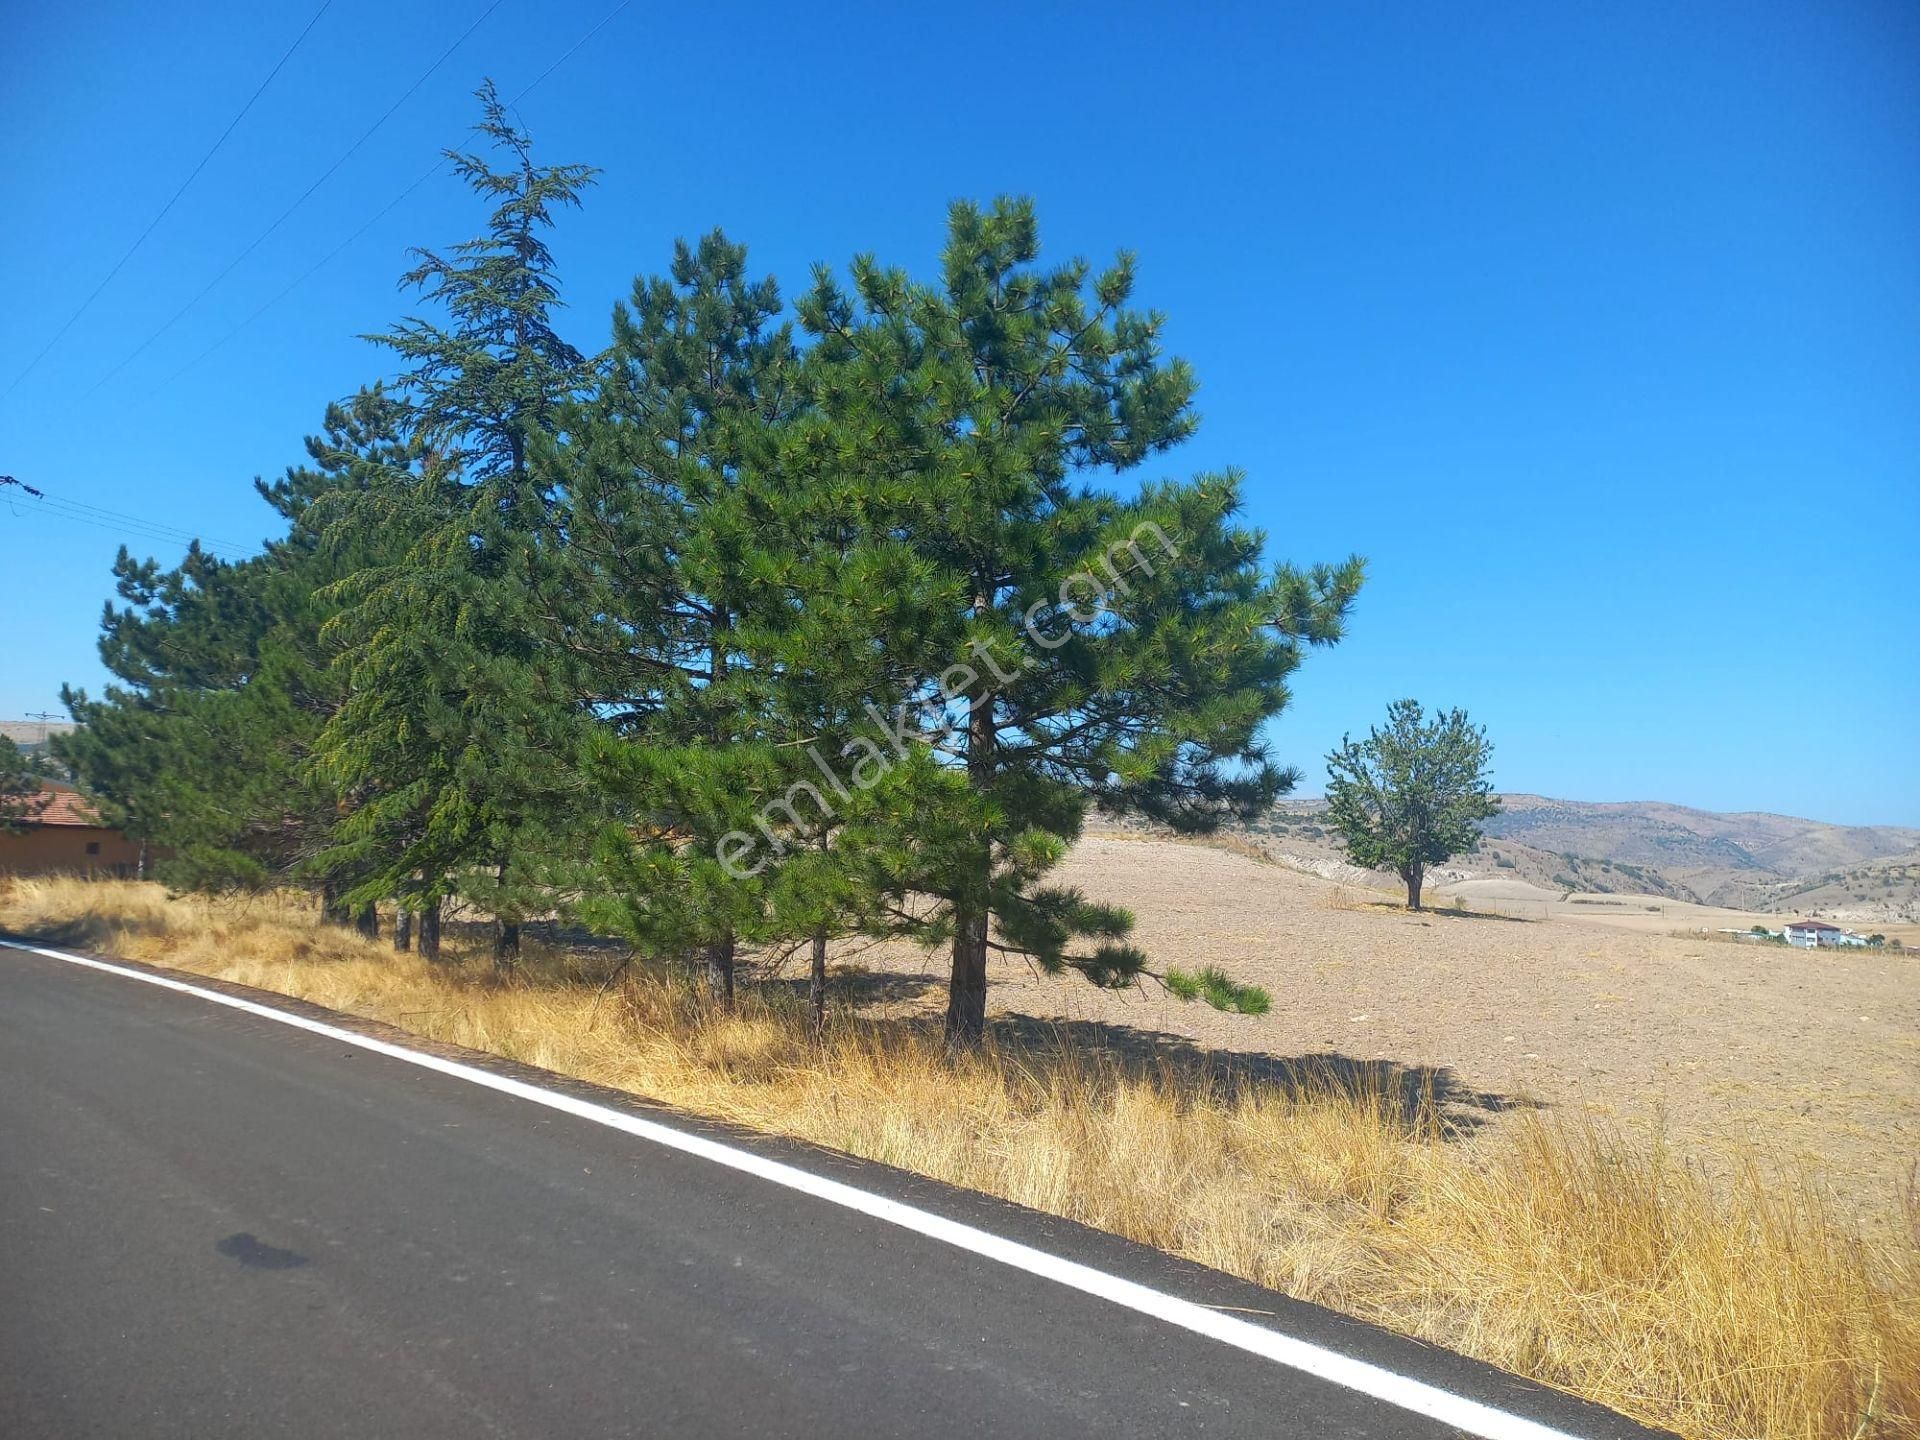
4;1;1916;825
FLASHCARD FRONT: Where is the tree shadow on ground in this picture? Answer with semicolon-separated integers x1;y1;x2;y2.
1414;907;1538;926
495;939;1534;1141
758;968;944;1008
404;918;630;984
433;916;631;956
11;915;140;949
188;914;1534;1143
987;1012;1542;1140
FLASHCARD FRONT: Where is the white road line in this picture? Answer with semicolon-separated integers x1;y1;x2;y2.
3;938;1599;1440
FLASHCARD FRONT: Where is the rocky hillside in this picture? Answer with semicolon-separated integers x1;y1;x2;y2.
1761;848;1920;925
1482;794;1913;877
1245;803;1692;900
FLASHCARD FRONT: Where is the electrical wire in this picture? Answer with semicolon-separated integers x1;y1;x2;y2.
81;0;512;400
4;0;636;569
0;1;335;406
22;491;248;551
11;499;243;558
147;0;635;399
4;501;235;560
1;482;249;558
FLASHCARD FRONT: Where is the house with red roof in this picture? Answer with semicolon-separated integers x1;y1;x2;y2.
0;784;145;877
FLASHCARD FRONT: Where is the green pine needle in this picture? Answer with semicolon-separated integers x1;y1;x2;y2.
1164;964;1270;1015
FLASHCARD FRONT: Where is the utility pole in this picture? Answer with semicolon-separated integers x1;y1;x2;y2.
25;709;62;746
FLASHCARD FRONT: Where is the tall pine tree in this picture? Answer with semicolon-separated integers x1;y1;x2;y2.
791;198;1364;1042
371;79;596;485
59;389;420;904
318;82;597;964
556;231;803;1002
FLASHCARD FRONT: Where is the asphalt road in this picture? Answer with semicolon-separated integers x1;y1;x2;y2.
0;943;1671;1439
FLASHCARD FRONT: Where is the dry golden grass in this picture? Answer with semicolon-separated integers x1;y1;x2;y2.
5;876;1915;1440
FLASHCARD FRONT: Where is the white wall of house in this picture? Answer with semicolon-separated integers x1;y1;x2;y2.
1783;924;1868;948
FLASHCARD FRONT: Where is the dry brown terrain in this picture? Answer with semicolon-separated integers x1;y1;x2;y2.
853;827;1920;1220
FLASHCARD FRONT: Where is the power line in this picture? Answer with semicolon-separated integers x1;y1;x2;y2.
0;1;334;407
11;505;240;559
20;491;249;552
507;0;634;99
7;499;242;559
1;478;249;557
150;157;451;397
3;500;236;559
1;2;623;566
81;0;513;401
148;0;635;399
30;489;230;536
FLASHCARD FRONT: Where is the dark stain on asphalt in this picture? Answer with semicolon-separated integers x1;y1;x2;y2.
216;1233;310;1270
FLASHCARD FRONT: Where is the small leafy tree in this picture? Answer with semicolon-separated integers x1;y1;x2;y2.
1324;699;1499;911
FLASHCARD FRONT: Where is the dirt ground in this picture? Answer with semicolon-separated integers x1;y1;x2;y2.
847;829;1920;1223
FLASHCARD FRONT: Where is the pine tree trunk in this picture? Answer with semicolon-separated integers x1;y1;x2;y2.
394;910;413;953
1405;865;1424;912
808;928;828;1035
946;906;989;1046
320;880;351;927
418;899;442;961
946;599;996;1047
354;903;379;941
705;932;735;1006
491;856;519;972
703;628;736;1009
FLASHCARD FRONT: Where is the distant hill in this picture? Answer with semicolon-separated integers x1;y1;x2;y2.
1236;794;1920;917
1760;847;1920;925
1481;794;1917;878
0;720;75;756
1476;795;1920;908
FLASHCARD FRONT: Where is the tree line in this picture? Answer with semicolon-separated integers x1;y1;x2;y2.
54;86;1366;1042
